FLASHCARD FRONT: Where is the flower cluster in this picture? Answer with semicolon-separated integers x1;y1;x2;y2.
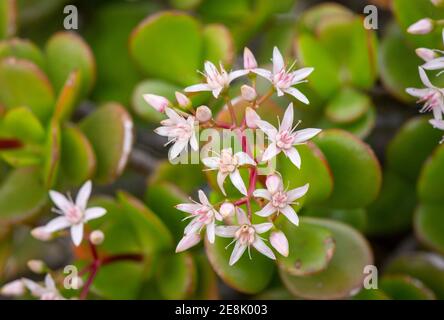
407;28;444;143
144;47;321;265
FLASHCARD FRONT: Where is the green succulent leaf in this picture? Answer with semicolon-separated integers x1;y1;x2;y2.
0;0;16;39
279;217;373;299
380;275;435;300
53;70;82;122
130;12;202;86
42;119;61;188
203;24;234;65
415;204;444;255
80;103;133;184
303;207;367;232
0;38;44;68
2;106;45;144
325;88;370;124
418;143;444;204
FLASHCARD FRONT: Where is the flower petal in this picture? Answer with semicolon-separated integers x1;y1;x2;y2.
261;143;280;162
253;238;276;260
430;118;444;130
49;191;71;213
84;207;107;222
256;119;278;138
406;88;431;98
283;148;301;168
198;190;210;206
290;67;314;84
184;83;212;93
75;181;92;211
419;67;435;88
235;152;256;166
280;103;294;132
422;57;444;70
294;128;322;144
70;224;84;246
176;203;202;214
22;279;45;297
284;87;309;105
236;207;250;225
270;231;289;257
202;156;220;169
252;188;271;200
254;222;273;234
44;216;71;233
176;233;201;253
287;183;309;202
255;202;276;217
266;174;283;194
44;274;56;291
229;170;248;195
190;131;198;151
272;46;285;74
217;171;229;196
229;241;247;266
169;139;188;160
433;105;443;120
184;217;203;235
215;225;238;238
206;220;215;243
228;69;249;83
164;107;182;123
252;68;272;80
281;205;299;226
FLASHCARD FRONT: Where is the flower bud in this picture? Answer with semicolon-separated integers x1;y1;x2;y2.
245;107;260;129
241;85;257;102
143;94;170;113
31;227;52;241
175;91;191;108
176;233;201;253
27;260;46;274
416;48;437;62
1;280;25;297
70;276;83;290
243;47;258;70
89;230;105;245
266;174;281;194
407;18;434;35
220;202;235;219
270;231;289;257
196;105;212;123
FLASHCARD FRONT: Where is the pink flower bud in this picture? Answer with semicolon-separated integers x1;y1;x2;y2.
31;227;52;241
176;233;201;253
1;280;25;297
243;47;258;70
416;48;437;62
407;18;434;35
245;107;260;129
270;231;289;257
89;230;105;245
27;260;46;274
175;91;191;108
241;85;257;102
143;94;170;113
196;105;212;123
220;202;235;218
266;174;282;194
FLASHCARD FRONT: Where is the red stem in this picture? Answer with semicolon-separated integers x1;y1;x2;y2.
0;139;22;150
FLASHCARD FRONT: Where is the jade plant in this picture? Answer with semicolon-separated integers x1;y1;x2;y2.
1;0;444;301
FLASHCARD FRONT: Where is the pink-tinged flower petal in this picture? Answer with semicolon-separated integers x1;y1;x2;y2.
243;47;258;70
184;83;212;93
245;107;261;129
49;191;71;213
31;227;52;241
84;207;107;222
204;61;217;75
236;207;250;225
228;69;249;83
433;105;443;120
430;119;444;130
281;103;294;132
255;202;276;217
261;143;280;162
169;139;188;160
229;241;247;266
252;68;272;80
206;220;215;243
212;87;223;98
71;224;84;246
281;205;299;226
198;190;210;206
75;181;91;211
44;216;71;233
229;170;248;195
253;238;276;260
272;47;285;74
196;105;212;123
284;87;309;105
176;233;201;253
190;132;198;151
406;88;431;98
176;203;202;214
175;91;190;107
235;152;256;166
184;217;203;235
294;128;322;144
290;67;314;84
252;188;271;200
22;279;45;297
143;94;170;113
287;184;309;202
419;67;435;88
270;231;289;257
202;156;220;169
44;274;56;291
217;171;229;195
153;126;171;137
266;174;283;194
256;119;278;138
1;279;25;296
283;147;301;168
215;225;238;237
254;222;273;234
407;18;434;35
416;48;437;62
422;57;444;70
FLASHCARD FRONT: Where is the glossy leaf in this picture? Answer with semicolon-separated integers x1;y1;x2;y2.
203;24;234;65
418;143;444;204
2;106;45;143
325;88;370;124
380;275;435;300
53;70;82;122
0;38;44;68
415;204;444;254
